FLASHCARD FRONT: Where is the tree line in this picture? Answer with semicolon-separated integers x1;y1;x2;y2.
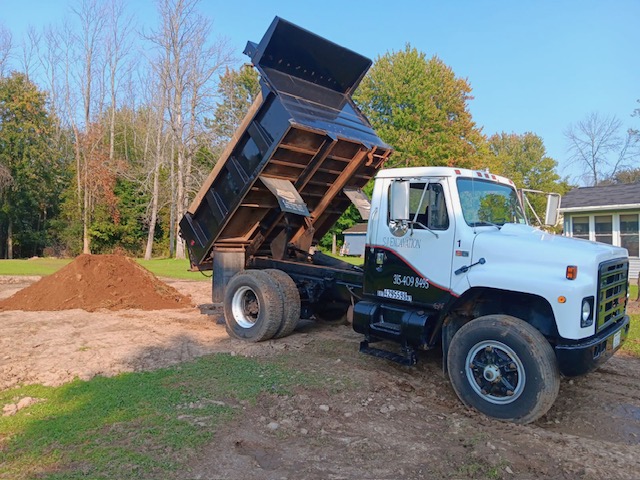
0;1;638;259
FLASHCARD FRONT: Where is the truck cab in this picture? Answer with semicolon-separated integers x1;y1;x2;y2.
354;166;630;422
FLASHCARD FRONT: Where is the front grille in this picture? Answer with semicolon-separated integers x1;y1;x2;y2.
596;258;628;331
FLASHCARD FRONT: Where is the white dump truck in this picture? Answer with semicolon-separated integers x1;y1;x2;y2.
180;17;630;423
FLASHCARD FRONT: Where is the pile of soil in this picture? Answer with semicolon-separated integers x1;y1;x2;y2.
0;254;193;312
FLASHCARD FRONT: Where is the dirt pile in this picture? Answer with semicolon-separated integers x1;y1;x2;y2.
0;254;193;312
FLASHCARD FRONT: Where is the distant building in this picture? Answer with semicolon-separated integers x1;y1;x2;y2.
342;223;368;257
560;183;640;279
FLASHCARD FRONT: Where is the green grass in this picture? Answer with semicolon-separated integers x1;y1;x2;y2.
321;251;364;266
0;258;72;276
0;354;315;480
136;258;209;281
621;313;640;357
0;258;209;281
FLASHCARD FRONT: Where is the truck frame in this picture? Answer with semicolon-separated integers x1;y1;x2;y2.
180;17;631;424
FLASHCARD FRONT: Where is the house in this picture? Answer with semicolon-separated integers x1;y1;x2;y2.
559;182;640;279
342;223;367;257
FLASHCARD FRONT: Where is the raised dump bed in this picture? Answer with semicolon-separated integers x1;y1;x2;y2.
180;17;392;269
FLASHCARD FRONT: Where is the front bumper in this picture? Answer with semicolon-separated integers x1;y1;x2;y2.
555;315;630;377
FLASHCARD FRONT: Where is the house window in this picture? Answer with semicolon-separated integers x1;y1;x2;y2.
572;216;590;240
620;214;639;257
594;215;613;245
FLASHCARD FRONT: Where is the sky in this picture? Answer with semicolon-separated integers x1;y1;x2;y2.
1;0;638;184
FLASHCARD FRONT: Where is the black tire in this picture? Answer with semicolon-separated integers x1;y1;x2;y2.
264;269;301;339
447;314;560;424
313;301;350;325
223;270;283;342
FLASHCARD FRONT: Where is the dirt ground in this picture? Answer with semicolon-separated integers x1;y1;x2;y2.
1;275;639;479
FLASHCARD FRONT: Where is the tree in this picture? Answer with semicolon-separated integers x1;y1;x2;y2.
209;64;260;147
600;168;640;185
0;73;62;258
487;132;569;225
354;45;486;169
0;24;11;77
147;0;233;259
564;112;640;186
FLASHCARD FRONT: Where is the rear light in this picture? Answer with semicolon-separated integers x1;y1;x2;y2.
566;265;578;280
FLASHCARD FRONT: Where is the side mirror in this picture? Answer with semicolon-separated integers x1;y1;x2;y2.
389;180;410;221
544;193;561;226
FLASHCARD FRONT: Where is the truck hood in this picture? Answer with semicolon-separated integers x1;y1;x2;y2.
469;223;628;286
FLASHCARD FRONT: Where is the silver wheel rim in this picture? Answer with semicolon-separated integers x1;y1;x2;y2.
231;285;259;329
464;340;526;405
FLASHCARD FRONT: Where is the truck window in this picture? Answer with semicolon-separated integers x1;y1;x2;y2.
392;182;449;230
457;178;526;227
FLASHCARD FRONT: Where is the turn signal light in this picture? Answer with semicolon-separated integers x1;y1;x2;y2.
566;265;578;280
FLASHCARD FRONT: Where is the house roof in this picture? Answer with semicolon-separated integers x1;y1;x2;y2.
343;223;368;234
560;183;640;211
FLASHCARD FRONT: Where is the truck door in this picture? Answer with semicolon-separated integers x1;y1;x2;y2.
364;180;456;309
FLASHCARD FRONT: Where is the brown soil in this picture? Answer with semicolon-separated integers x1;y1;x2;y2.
0;276;639;479
0;254;191;312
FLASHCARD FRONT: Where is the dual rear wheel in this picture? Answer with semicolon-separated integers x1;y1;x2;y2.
223;269;300;342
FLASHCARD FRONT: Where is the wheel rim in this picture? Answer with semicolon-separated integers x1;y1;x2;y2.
231;286;259;329
464;340;526;405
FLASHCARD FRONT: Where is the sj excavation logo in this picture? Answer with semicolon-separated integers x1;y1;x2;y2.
381;237;422;249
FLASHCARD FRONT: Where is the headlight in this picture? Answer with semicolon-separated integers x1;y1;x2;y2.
581;297;594;328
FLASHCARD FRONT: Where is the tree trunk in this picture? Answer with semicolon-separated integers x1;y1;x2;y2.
7;217;13;259
168;140;176;258
83;161;91;254
144;112;163;261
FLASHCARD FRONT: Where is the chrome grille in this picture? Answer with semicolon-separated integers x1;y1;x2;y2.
596;258;628;331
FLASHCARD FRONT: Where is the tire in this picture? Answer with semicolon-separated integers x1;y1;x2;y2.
264;269;301;339
223;270;283;342
447;314;560;424
313;301;350;325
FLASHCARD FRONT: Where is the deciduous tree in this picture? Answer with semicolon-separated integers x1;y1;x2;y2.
0;73;61;258
564;112;640;186
354;45;486;168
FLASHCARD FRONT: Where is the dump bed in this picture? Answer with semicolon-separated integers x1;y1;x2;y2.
180;17;392;269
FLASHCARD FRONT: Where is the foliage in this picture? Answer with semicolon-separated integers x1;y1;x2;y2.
354;45;487;169
0;354;314;479
0;73;68;258
486;132;570;224
598;167;640;185
208;64;260;148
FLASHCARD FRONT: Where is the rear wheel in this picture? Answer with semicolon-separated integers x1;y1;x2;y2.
264;269;300;339
447;314;560;424
223;270;283;342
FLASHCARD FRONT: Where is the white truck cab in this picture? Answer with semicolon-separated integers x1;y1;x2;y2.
354;166;630;423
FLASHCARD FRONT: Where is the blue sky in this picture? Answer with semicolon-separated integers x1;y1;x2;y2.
1;0;638;184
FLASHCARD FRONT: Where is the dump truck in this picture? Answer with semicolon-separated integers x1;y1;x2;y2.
180;17;631;424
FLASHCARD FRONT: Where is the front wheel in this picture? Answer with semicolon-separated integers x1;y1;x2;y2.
447;314;560;424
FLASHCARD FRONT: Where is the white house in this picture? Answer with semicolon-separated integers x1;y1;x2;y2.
560;182;640;280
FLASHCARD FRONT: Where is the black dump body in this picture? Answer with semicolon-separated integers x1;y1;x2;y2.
180;17;392;270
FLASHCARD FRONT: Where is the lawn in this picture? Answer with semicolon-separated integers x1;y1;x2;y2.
0;257;209;281
0;354;318;480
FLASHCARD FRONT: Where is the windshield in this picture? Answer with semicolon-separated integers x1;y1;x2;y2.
457;178;527;227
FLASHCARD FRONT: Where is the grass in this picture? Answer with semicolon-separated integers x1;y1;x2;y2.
0;258;72;276
0;258;209;281
321;251;364;266
0;354;315;480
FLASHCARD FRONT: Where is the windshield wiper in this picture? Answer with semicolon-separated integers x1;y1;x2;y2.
469;221;501;228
